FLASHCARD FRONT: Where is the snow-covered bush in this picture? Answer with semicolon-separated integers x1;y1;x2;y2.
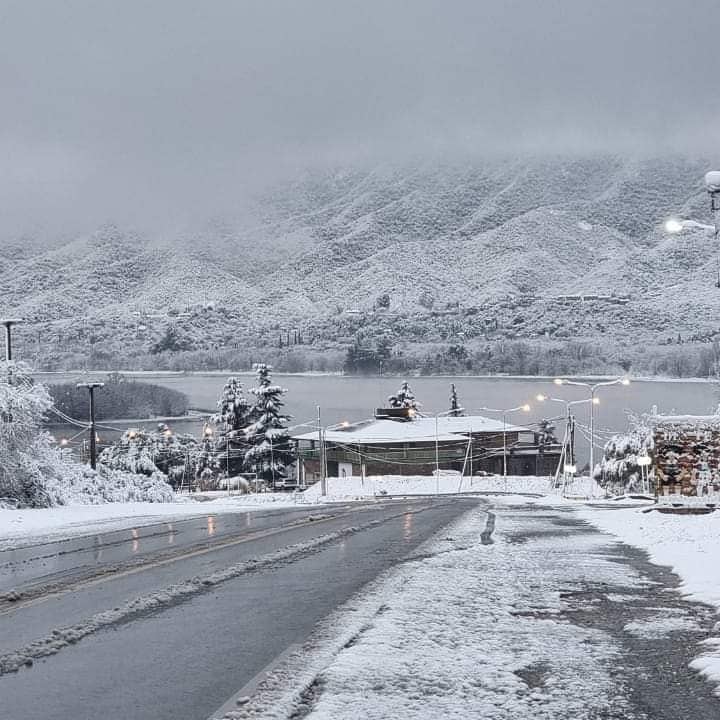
44;465;174;505
595;415;653;495
98;424;196;488
0;362;175;508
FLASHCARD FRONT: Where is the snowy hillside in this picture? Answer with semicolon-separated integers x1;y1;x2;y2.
5;155;720;375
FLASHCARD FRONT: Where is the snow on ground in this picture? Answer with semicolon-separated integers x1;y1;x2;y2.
578;504;720;692
579;507;720;615
0;492;305;550
302;474;556;501
236;505;647;719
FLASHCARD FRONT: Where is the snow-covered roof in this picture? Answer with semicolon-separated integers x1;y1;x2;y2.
650;413;720;427
291;415;530;445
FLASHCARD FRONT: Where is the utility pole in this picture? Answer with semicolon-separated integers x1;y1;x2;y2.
317;405;326;496
1;319;23;362
77;382;104;469
705;171;720;286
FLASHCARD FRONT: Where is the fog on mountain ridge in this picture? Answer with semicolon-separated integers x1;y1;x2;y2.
1;0;719;243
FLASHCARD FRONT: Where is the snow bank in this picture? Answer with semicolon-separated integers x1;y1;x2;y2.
580;505;720;692
0;492;305;549
302;474;555;501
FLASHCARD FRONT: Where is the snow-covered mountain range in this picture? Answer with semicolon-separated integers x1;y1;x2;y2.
4;155;720;374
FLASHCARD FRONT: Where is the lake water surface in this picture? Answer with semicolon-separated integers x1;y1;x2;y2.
37;372;720;467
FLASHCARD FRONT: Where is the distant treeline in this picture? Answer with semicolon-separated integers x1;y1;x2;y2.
48;374;189;421
36;339;720;380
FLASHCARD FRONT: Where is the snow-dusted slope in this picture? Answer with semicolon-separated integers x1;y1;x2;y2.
3;155;717;367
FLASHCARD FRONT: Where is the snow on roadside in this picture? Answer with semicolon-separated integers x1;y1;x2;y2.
578;505;720;692
235;505;643;719
302;474;554;501
0;493;306;550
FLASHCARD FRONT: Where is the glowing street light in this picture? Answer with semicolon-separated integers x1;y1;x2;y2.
550;377;630;480
664;217;715;234
664;171;720;286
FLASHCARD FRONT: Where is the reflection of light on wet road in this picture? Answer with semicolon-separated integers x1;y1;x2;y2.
166;523;175;545
403;513;413;541
94;536;103;562
207;517;216;537
131;528;140;554
245;514;252;528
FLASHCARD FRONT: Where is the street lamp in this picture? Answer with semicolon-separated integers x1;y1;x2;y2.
664;218;715;234
664;171;720;285
537;395;599;491
477;404;531;479
0;319;23;362
552;378;630;480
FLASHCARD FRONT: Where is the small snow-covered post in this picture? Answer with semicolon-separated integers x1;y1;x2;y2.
76;381;104;469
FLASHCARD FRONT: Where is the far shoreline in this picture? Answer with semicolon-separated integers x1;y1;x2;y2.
31;370;720;384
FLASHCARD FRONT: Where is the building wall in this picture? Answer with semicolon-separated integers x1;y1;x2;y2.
300;449;561;478
654;424;720;497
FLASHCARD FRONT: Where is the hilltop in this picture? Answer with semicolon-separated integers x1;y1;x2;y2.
5;155;720;377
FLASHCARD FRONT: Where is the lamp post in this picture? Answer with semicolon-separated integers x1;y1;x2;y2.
552;378;629;482
0;319;23;363
477;404;531;480
664;171;720;285
76;382;104;469
537;395;599;492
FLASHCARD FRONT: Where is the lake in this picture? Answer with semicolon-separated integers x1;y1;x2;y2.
36;372;720;467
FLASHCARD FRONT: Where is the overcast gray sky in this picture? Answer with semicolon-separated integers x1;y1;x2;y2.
1;0;719;238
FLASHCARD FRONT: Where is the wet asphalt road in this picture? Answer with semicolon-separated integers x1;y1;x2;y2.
2;500;720;720
0;498;479;720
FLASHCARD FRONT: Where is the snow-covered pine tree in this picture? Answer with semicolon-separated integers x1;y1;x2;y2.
210;377;252;478
388;381;421;411
244;364;294;487
448;383;464;416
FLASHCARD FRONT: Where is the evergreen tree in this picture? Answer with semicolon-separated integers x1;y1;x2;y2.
150;325;193;354
448;383;464;416
210;377;251;477
244;364;295;487
388;381;421;411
